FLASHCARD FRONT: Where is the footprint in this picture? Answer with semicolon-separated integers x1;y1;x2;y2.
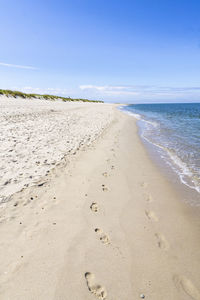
102;184;108;192
141;182;148;188
90;202;98;213
155;233;169;250
95;228;110;245
85;272;107;299
102;172;108;177
145;194;153;203
145;210;158;222
173;275;200;300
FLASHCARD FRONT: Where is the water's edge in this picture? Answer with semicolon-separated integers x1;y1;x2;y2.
119;105;200;207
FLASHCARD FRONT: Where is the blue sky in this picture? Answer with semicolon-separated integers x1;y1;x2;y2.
1;0;200;103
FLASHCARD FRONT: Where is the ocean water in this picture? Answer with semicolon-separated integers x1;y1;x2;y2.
121;103;200;198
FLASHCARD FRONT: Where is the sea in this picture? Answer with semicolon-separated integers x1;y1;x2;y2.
120;103;200;206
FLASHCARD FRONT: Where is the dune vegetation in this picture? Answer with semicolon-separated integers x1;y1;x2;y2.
0;89;103;103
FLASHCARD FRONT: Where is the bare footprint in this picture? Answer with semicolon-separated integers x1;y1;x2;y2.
102;184;108;192
85;272;107;299
155;233;169;250
95;228;110;245
173;275;200;300
145;194;153;203
141;182;148;188
90;202;98;213
145;210;158;222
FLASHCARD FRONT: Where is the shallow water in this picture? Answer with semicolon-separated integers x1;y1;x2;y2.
121;103;200;200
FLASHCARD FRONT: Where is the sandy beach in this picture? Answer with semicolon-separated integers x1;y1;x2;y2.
0;96;114;202
0;98;200;299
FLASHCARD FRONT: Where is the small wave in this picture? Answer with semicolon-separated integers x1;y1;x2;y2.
120;108;142;120
165;149;200;193
120;104;200;195
127;112;142;120
141;132;200;194
143;119;159;128
117;105;126;110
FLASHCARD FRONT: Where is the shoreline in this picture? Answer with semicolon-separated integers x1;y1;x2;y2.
120;105;200;207
137;117;200;207
140;131;200;207
1;107;200;299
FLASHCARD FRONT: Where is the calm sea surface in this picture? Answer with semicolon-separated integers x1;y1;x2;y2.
121;103;200;198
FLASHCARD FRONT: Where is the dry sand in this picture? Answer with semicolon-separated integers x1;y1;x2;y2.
0;99;200;299
0;96;114;202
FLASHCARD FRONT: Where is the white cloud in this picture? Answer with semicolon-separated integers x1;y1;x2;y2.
80;85;106;91
0;62;37;70
79;84;200;102
80;85;128;91
79;85;140;96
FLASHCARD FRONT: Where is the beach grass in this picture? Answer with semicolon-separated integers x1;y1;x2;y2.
0;89;103;103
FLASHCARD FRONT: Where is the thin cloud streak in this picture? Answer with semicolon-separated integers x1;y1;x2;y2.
79;84;200;102
80;85;139;96
80;84;200;93
0;62;37;70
